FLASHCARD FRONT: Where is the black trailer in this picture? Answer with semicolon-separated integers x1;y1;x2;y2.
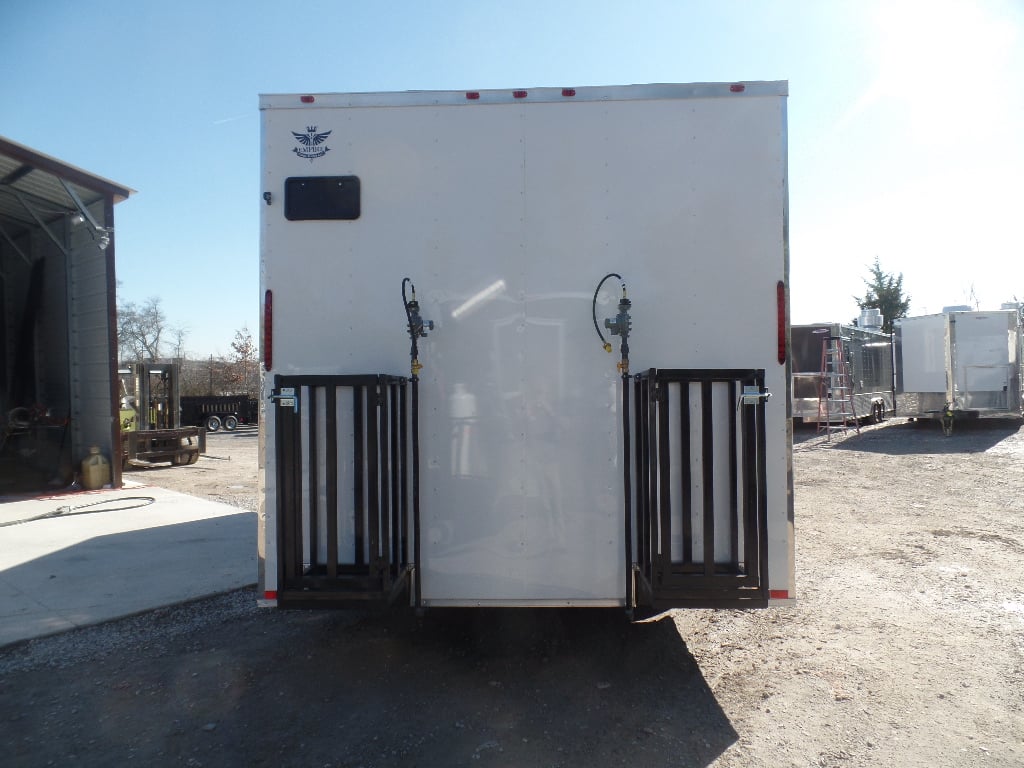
180;395;258;432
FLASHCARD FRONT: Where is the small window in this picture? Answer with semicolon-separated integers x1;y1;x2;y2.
284;176;360;220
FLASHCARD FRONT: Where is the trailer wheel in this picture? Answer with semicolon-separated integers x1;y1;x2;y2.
206;415;222;432
223;415;238;431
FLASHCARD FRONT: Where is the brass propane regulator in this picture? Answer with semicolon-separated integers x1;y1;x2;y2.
402;278;434;379
593;273;632;376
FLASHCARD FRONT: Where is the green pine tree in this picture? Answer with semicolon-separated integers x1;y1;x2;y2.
854;258;910;333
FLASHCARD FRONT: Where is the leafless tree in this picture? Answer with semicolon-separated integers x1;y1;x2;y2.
117;294;184;362
230;326;259;397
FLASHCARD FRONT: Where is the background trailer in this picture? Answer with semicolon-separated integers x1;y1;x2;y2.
895;309;1024;425
259;82;795;614
791;319;894;425
0;137;131;493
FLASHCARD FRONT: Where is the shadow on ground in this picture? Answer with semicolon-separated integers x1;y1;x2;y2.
1;601;738;768
795;418;1023;456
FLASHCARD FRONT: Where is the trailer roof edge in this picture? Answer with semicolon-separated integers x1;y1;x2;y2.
259;81;789;110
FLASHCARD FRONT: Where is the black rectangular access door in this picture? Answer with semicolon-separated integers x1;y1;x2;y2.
631;369;769;609
284;176;361;220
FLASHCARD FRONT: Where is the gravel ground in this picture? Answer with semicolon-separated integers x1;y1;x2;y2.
121;424;261;513
1;418;1022;767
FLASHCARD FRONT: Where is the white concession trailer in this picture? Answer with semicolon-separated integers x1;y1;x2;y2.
895;309;1024;428
791;320;894;425
258;82;794;615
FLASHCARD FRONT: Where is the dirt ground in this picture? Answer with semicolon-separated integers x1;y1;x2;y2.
1;418;1023;767
118;424;262;513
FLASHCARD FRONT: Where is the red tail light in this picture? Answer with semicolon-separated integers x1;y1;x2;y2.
776;280;787;365
264;289;273;371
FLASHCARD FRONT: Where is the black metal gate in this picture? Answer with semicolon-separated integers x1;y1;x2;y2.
630;368;769;610
272;374;417;607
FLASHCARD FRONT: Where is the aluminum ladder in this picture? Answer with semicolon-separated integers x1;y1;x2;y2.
817;335;859;438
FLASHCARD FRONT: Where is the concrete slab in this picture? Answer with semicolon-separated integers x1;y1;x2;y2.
0;484;256;647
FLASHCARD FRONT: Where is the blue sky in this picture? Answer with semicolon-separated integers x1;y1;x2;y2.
3;0;1022;357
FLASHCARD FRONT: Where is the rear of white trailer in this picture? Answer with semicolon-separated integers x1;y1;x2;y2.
258;82;794;614
896;310;1024;430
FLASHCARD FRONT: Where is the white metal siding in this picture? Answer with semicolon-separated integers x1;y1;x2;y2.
900;315;948;393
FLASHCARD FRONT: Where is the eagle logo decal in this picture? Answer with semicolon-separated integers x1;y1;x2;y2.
292;126;332;161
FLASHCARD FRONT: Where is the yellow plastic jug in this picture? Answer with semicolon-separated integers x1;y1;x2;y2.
81;446;111;491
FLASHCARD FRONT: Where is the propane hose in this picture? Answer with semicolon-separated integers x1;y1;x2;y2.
592;273;624;353
402;277;418;359
401;277;415;320
0;496;157;528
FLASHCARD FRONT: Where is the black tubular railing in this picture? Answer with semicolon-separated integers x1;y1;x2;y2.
631;368;769;609
273;374;414;605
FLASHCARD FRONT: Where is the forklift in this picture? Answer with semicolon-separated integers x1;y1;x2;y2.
119;363;204;468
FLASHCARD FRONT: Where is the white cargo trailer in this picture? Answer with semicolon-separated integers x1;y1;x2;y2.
895;310;1024;430
258;82;794;615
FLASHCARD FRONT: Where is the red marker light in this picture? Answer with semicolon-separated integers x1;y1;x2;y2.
513;90;527;99
466;91;480;100
561;88;576;97
264;289;273;371
776;280;787;365
300;95;315;103
730;83;745;93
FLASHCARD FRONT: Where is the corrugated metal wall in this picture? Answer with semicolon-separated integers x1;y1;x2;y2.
67;199;116;473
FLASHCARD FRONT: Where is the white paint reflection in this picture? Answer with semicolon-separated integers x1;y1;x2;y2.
451;279;506;320
449;382;483;477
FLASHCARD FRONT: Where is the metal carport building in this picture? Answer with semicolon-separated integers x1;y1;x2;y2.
0;136;133;492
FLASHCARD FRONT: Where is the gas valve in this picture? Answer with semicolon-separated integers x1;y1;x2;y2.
402;278;433;379
406;296;434;340
592;273;633;376
604;293;632;340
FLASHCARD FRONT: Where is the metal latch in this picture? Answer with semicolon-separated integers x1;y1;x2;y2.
269;387;299;413
738;385;772;407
